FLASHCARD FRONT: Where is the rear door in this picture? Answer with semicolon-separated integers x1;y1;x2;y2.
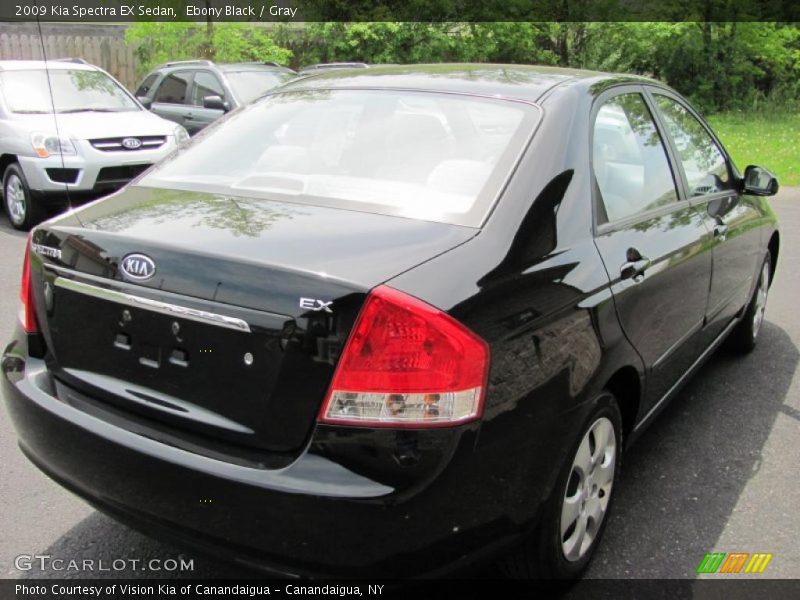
185;69;228;133
150;70;193;126
591;87;714;417
648;90;762;337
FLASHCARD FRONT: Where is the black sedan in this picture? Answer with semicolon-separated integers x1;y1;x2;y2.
1;65;780;579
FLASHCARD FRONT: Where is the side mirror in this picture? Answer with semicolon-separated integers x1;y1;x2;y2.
203;95;230;112
743;165;779;196
137;96;152;110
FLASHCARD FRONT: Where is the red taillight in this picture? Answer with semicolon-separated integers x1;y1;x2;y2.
318;285;489;428
19;233;39;333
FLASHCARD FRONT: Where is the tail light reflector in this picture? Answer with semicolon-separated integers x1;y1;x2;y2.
319;285;489;428
20;233;39;333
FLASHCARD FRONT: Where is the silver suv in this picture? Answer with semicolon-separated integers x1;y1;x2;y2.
0;59;188;229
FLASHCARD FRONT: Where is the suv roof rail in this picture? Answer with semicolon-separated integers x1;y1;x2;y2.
52;57;89;65
160;59;215;68
222;61;289;69
302;62;369;71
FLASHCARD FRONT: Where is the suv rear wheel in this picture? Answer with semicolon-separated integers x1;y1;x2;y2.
3;163;42;230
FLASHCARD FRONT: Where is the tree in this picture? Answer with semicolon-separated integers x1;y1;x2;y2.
126;22;292;75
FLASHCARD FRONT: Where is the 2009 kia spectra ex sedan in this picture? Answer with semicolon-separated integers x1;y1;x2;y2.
1;65;781;579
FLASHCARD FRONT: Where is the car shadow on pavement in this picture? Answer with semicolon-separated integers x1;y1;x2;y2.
583;320;799;579
19;321;798;582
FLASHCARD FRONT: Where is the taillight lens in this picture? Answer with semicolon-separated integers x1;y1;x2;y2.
19;233;39;333
319;285;489;428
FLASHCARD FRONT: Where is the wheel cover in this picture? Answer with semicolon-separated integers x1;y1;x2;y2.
560;416;616;562
5;174;27;226
752;261;770;339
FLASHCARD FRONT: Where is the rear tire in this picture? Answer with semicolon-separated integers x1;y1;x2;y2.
3;163;43;231
501;393;622;579
727;253;771;354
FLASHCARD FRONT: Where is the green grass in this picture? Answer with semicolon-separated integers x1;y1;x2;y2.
707;111;800;187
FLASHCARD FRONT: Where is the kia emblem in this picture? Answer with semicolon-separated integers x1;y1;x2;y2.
122;137;142;150
120;253;156;281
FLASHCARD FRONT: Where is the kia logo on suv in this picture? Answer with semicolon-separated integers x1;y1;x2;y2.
120;253;156;281
122;137;142;150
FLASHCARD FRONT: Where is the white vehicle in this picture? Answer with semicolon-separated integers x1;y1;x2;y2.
0;59;188;229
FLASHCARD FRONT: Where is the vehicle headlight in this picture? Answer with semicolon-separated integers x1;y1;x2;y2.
31;132;76;158
173;125;190;148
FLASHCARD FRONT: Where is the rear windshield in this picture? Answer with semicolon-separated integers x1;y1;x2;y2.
138;89;539;226
225;70;296;103
0;69;139;114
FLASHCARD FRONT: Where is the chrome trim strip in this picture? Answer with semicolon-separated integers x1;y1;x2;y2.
651;318;704;369
54;277;251;333
634;316;739;432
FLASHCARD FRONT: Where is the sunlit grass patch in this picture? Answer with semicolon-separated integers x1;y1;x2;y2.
708;112;800;187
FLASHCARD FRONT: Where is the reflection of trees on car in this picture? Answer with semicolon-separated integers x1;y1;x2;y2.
85;187;305;238
654;96;731;196
68;70;119;96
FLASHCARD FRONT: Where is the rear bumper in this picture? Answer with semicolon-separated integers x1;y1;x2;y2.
1;332;557;577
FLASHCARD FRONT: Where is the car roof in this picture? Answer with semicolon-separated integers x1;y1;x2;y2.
0;60;97;72
282;63;656;103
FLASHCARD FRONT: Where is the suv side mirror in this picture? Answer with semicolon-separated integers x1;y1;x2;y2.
203;95;230;112
743;165;779;196
137;96;152;110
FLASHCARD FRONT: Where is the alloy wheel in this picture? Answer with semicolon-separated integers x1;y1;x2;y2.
560;416;617;562
5;173;27;227
752;261;770;339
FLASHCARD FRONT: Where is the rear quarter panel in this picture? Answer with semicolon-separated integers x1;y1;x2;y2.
386;85;644;524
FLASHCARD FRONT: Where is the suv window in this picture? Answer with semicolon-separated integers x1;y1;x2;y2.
155;71;192;105
135;73;159;97
593;93;678;223
225;70;295;103
190;71;225;106
653;94;733;197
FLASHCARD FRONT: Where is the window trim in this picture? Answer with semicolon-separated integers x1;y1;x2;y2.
589;84;689;236
644;86;740;209
153;69;194;106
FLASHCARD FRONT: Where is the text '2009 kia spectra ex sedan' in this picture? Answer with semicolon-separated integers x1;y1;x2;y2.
1;64;780;579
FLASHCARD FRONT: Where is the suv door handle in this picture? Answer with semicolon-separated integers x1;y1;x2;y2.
713;223;728;239
621;248;651;281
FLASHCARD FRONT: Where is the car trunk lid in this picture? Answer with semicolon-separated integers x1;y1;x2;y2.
31;186;476;460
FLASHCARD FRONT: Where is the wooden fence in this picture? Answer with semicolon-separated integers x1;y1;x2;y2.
0;24;140;91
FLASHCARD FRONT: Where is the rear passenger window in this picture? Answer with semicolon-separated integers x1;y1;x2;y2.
653;95;733;197
593;93;678;224
155;71;191;105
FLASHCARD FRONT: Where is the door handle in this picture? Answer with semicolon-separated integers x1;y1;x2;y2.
621;259;651;280
713;223;728;239
621;248;651;281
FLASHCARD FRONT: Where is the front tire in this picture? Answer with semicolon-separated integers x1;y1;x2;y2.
3;163;43;230
727;253;771;354
502;393;622;579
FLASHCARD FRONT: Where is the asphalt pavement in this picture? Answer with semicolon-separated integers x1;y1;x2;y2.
0;189;798;580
